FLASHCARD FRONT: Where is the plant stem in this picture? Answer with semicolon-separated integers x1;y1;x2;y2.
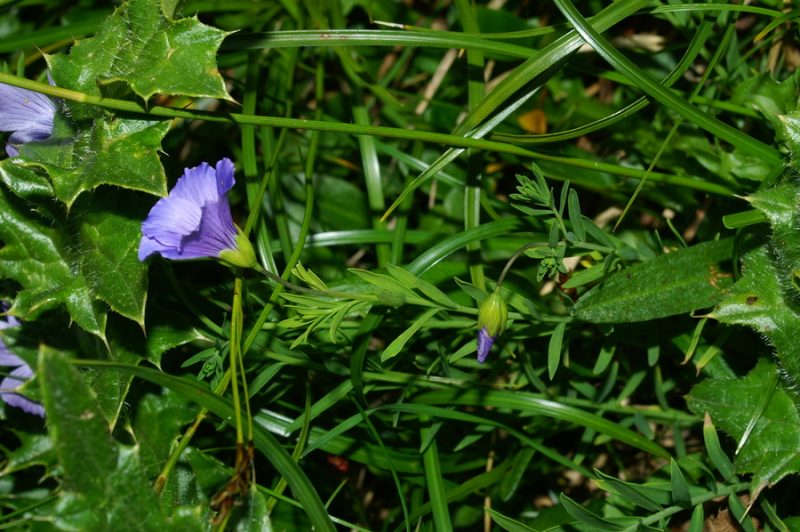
497;242;548;288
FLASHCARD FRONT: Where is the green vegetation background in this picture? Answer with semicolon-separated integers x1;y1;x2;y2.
2;0;800;530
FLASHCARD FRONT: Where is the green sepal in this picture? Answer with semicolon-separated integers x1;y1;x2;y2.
477;290;508;336
218;226;257;270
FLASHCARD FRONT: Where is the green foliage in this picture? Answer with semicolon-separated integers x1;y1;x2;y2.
39;348;194;530
573;239;735;323
4;0;800;530
688;360;800;497
22;118;171;207
49;0;231;104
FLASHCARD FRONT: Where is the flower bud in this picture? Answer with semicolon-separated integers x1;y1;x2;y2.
477;291;507;337
476;290;508;363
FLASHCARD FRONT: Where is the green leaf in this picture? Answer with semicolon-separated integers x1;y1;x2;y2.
689;504;704;532
711;246;800;383
686;359;800;497
140;302;206;367
548;322;566;380
0;432;55;475
49;0;232;104
573;239;734;323
567;188;585;242
0;186;150;339
38;348;172;529
25;118;171;206
350;268;414;299
388;263;457;305
593;470;665;511
500;447;535;502
75;359;336;531
0;186;106;339
0;161;53;199
702;413;735;482
84;324;141;426
728;492;757;532
486;507;536;532
132;390;196;478
559;494;626;530
670;458;692;507
381;308;439;362
75;190;149;326
39;348;117;486
420;418;452;532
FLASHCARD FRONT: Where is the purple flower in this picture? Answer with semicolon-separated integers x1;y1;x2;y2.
477;327;496;364
0;313;44;417
138;158;256;268
0;82;56;157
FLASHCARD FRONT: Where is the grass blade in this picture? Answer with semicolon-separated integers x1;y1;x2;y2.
553;0;782;166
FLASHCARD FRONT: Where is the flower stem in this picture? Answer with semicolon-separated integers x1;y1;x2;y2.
496;242;548;288
229;276;245;445
0;72;736;196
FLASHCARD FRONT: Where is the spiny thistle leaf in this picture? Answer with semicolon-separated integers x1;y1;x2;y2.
687;360;800;498
19;117;170;207
49;0;232;106
0;186;149;340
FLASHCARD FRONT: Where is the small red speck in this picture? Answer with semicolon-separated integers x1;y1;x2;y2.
327;454;349;473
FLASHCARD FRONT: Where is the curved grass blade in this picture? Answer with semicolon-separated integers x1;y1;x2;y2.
302;402;593;477
407;218;526;276
223;29;539;58
0;73;733;196
492;16;713;146
554;0;782;166
415;388;670;458
382;0;650;220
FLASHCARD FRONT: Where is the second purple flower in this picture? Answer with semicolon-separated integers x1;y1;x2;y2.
0;312;44;417
0;81;56;157
138;158;256;269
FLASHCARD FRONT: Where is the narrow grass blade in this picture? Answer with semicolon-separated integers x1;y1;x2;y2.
415;388;669;458
420;417;452;531
554;0;782;166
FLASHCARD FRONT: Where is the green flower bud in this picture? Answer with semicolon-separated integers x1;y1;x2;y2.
477;290;508;337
